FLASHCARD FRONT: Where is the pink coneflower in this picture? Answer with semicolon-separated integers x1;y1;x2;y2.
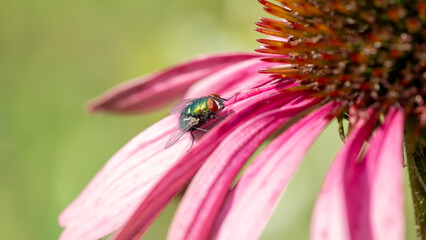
59;0;426;240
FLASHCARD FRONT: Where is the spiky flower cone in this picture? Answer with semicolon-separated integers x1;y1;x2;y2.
256;0;426;238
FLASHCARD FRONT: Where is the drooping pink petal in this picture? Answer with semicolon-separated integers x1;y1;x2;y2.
112;91;318;240
311;107;405;240
311;108;378;240
166;97;321;240
59;83;298;240
367;107;405;239
347;107;405;240
211;102;339;240
88;53;260;114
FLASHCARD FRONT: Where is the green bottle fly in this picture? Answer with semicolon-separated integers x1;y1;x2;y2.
165;93;238;150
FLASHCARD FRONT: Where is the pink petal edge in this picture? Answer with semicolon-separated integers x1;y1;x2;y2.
211;102;339;240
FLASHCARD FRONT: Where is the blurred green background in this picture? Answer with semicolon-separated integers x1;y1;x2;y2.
0;0;416;239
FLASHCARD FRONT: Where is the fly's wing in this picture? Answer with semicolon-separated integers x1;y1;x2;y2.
164;118;195;149
170;99;195;115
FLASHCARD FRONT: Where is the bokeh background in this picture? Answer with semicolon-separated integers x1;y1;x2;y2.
0;0;417;239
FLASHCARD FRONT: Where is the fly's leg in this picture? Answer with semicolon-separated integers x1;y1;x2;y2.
212;115;224;120
221;92;239;101
187;128;208;152
195;128;208;132
188;131;196;152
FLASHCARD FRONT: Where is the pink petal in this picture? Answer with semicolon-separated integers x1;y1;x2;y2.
184;58;277;98
59;116;189;240
311;109;378;240
112;91;317;240
311;107;405;240
88;53;260;114
59;83;298;240
211;102;339;240
370;107;405;239
166;97;321;240
358;107;405;240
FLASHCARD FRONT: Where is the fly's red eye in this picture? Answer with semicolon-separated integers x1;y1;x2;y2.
207;98;218;112
209;94;221;99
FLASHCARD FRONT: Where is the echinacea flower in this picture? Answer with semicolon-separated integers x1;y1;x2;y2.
59;1;426;240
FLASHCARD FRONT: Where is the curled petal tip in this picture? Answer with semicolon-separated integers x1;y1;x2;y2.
85;100;101;113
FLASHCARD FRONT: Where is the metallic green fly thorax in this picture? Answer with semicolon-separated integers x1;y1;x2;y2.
184;97;209;116
180;97;211;131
